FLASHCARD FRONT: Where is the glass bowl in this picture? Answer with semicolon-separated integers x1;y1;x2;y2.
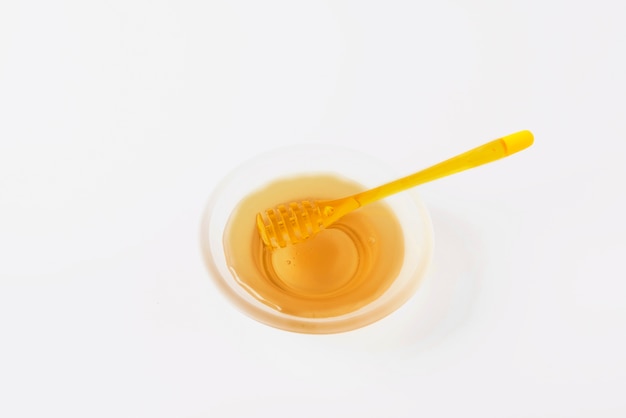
200;144;433;334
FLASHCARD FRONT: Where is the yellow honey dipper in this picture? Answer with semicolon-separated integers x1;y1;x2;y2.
257;130;533;249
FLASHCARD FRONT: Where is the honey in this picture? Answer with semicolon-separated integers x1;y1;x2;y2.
223;174;405;318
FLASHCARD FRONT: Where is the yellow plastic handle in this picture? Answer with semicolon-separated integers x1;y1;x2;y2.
353;130;534;206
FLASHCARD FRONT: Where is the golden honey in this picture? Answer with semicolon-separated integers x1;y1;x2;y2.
223;174;405;318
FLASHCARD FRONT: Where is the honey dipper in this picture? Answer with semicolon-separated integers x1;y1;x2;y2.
257;130;533;249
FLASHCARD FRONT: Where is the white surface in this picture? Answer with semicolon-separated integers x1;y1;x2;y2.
1;0;625;417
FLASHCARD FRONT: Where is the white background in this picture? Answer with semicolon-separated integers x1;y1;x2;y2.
1;0;625;417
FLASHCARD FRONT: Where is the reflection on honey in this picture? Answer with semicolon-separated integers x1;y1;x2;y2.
223;174;404;318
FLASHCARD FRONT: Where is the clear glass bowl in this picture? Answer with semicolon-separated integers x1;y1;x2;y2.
200;145;433;334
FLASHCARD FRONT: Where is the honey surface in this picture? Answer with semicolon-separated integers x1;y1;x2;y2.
223;174;404;318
